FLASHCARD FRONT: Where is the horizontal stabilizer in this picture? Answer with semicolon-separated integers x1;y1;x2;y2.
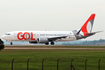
85;31;102;35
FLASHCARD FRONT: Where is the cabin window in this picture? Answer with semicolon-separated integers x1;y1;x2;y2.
33;34;36;36
46;34;53;36
37;34;39;36
5;33;10;35
40;34;45;36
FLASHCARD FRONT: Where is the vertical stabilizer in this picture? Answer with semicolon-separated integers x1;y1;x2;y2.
81;14;95;36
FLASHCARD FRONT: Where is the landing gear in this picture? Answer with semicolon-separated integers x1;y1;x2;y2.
51;41;54;45
10;42;13;45
45;42;54;45
45;42;49;45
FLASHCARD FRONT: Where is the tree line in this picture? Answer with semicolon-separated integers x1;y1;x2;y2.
62;39;105;45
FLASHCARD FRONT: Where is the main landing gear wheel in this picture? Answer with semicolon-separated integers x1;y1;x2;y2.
51;41;54;45
45;42;49;45
10;42;13;45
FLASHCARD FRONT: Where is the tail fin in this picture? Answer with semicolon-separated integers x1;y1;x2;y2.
81;14;95;36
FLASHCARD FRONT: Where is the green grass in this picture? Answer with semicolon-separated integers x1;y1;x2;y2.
0;46;105;70
5;45;105;48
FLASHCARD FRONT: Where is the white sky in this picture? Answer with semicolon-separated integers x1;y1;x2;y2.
0;0;105;40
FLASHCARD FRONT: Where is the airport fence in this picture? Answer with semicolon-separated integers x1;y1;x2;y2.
10;58;102;70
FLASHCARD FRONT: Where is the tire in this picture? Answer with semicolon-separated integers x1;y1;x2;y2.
10;42;13;45
45;42;49;45
51;42;54;45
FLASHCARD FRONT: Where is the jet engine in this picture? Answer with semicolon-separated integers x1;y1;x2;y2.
29;41;37;44
37;37;49;43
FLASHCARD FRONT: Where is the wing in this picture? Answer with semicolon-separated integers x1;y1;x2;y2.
48;36;67;41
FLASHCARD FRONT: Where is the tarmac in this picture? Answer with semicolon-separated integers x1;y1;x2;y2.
4;47;105;50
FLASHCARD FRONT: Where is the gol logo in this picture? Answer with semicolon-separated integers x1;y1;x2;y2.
17;32;35;40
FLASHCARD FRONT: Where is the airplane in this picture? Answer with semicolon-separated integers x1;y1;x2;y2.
1;14;101;45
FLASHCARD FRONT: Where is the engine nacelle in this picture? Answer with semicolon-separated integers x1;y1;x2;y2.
37;37;49;43
29;41;37;44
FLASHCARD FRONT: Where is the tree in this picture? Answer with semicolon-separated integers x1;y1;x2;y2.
0;39;4;50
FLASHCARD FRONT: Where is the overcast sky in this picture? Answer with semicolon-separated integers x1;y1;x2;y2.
0;0;105;40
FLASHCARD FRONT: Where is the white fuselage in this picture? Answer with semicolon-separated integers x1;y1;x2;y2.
1;31;77;42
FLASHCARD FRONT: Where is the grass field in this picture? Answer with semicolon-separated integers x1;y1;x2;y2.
0;46;105;70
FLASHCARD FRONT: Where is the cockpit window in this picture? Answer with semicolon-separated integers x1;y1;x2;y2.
5;33;10;35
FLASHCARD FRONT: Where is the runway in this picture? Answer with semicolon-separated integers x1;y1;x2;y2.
4;47;105;50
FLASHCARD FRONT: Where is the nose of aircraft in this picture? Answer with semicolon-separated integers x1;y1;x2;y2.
1;35;6;40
